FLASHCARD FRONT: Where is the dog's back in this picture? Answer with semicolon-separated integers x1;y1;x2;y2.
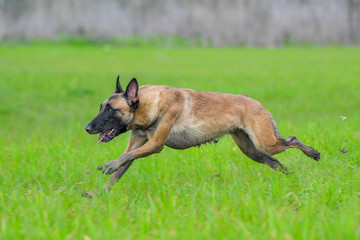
135;85;274;150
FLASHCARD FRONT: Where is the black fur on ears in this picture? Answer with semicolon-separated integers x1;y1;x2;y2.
115;75;124;93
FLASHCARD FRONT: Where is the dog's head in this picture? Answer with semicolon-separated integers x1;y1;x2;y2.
85;76;139;143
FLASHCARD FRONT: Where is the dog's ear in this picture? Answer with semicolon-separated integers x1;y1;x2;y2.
115;75;124;93
124;78;139;109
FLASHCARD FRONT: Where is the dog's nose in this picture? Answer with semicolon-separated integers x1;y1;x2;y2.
85;124;92;133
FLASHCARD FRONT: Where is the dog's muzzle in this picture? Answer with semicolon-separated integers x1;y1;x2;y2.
85;123;98;134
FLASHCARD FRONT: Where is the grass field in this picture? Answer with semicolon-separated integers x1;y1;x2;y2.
0;44;359;239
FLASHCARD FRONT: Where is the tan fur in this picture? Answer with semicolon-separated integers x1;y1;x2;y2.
97;84;320;190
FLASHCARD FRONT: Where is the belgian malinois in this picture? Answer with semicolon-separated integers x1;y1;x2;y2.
85;76;320;190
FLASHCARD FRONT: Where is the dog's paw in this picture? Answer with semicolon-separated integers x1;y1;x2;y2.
101;164;122;175
97;160;121;174
104;165;120;175
305;149;320;161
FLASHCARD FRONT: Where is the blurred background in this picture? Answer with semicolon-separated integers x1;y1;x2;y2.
1;2;360;239
1;0;360;47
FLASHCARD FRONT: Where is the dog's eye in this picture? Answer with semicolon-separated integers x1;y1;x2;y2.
106;105;112;112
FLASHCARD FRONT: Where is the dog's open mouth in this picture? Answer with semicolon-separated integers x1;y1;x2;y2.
98;129;116;143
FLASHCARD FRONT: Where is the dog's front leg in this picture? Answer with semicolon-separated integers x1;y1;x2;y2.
105;140;164;175
98;131;147;172
99;131;147;190
103;140;165;190
105;107;181;190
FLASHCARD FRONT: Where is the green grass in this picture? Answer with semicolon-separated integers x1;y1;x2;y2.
0;45;360;239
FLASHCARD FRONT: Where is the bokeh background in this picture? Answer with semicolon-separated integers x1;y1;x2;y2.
1;1;360;240
1;0;360;46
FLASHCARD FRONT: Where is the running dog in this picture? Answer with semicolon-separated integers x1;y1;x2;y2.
85;76;320;190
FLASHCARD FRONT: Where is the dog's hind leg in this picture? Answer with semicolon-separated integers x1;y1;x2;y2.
244;110;320;161
284;135;320;160
231;129;287;172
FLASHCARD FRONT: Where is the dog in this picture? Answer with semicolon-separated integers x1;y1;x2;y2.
85;76;320;190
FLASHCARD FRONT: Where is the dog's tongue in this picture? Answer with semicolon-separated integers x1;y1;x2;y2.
98;129;113;143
